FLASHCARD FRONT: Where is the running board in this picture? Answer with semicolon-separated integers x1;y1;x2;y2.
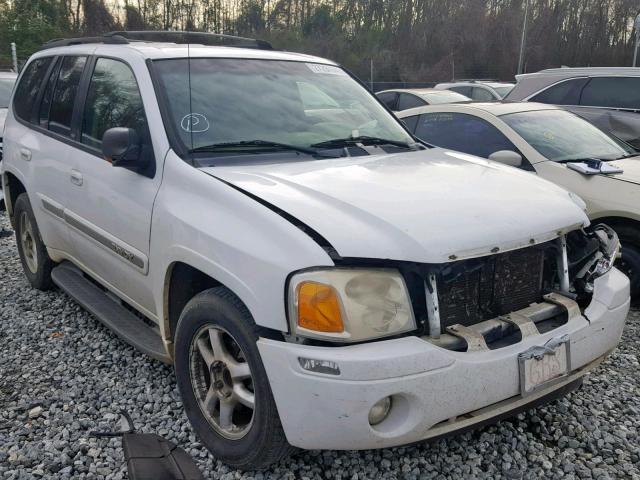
51;262;171;364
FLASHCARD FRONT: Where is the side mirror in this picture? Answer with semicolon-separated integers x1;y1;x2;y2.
102;127;142;168
488;150;523;167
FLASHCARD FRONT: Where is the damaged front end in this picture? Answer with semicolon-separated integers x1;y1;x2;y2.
422;224;621;352
567;224;621;297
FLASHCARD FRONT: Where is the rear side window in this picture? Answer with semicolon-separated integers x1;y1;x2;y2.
48;56;87;137
580;77;640;110
471;87;494;101
13;57;53;122
414;112;516;158
397;93;425;110
450;86;472;96
376;92;397;110
530;78;588;105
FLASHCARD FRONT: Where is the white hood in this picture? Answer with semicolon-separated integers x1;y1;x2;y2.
204;149;589;263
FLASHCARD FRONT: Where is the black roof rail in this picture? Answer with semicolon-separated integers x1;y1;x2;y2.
39;31;273;51
39;34;128;50
106;31;273;50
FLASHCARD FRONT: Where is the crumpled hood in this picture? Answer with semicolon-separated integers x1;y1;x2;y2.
204;149;589;263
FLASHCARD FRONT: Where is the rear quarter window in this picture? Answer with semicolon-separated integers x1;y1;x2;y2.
13;57;54;122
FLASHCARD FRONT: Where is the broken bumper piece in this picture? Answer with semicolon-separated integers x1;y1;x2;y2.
257;267;629;450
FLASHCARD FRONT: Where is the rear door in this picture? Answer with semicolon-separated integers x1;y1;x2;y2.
64;54;163;316
6;55;87;255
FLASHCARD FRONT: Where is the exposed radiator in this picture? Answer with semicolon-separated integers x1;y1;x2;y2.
436;246;546;329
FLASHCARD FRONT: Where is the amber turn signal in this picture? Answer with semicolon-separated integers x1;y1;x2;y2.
297;281;344;333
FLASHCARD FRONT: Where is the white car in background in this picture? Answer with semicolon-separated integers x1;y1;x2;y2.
376;88;470;112
0;71;18;207
397;102;640;296
435;80;515;101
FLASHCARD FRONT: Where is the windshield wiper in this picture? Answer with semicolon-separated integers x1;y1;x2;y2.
189;140;338;158
310;135;417;150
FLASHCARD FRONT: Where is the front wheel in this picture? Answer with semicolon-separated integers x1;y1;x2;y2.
174;287;293;470
613;225;640;298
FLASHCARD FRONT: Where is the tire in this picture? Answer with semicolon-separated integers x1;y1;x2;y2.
13;193;54;290
174;287;293;470
611;225;640;298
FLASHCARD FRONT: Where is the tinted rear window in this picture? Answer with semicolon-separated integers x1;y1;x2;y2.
580;77;640;110
13;57;53;122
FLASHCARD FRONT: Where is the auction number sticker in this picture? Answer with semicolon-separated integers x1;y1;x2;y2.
306;63;347;75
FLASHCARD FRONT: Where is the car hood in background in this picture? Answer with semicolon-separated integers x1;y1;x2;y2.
204;149;588;263
608;157;640;185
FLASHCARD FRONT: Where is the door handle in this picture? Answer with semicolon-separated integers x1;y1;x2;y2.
70;169;83;186
19;148;31;161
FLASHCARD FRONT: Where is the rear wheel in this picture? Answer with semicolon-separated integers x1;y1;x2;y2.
13;193;54;290
174;287;293;470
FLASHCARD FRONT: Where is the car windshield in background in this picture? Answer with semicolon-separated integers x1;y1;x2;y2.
501;109;636;162
421;91;470;104
493;86;514;98
152;58;414;160
0;78;16;108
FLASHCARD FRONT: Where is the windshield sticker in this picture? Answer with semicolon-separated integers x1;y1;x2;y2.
306;64;347;76
181;113;210;133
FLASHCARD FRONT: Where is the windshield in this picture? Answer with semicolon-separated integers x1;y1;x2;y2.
152;58;414;157
420;90;470;104
501;109;636;161
0;78;16;108
493;85;514;98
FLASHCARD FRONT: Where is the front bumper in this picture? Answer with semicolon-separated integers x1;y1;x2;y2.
258;267;630;450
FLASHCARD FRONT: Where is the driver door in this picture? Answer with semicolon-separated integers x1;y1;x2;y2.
65;56;161;316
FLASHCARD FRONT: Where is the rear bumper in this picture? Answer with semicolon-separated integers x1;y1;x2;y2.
258;268;630;450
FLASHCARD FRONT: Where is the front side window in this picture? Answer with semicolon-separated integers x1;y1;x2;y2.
530;78;588;105
153;59;414;161
414;112;516;158
13;57;53;122
502;109;635;162
81;58;150;150
48;56;87;136
580;77;640;110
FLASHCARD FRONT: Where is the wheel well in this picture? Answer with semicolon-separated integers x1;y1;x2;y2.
166;262;222;341
4;172;26;221
594;216;640;243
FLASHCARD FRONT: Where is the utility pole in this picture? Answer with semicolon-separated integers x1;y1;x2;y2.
370;58;374;91
517;0;529;75
634;14;640;67
11;42;17;72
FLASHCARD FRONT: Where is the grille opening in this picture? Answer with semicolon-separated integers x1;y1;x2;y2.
436;242;558;332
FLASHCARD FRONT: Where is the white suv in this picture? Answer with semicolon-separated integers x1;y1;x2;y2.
435;80;515;101
1;32;630;470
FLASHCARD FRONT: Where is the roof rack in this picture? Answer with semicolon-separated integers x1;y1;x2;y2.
39;31;273;51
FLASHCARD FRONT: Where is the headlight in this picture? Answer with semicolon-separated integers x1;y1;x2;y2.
287;268;416;342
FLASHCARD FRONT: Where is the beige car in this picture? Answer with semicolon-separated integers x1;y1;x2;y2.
398;102;640;295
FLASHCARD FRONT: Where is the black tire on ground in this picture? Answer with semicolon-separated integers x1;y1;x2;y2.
612;225;640;298
174;286;294;470
13;193;55;290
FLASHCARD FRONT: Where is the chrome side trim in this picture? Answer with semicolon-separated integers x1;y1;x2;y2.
63;211;146;270
41;197;64;218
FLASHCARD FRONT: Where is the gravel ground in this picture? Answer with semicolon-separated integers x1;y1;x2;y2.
0;210;639;480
